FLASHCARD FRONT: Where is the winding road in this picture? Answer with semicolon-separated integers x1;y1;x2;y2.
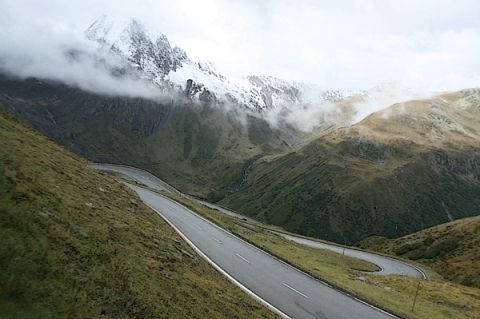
276;233;425;278
90;163;426;319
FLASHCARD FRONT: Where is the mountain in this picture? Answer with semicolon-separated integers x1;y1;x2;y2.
359;215;480;288
2;15;480;248
2;72;480;246
85;15;349;111
86;15;187;81
0;14;358;198
0;109;276;318
219;89;480;244
0;73;301;198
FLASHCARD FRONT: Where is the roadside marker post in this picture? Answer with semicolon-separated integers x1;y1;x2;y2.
411;281;421;313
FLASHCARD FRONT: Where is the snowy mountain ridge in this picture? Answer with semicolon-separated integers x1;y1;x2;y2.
85;15;351;111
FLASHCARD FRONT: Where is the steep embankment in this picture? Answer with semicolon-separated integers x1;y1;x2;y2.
0;110;276;318
359;215;480;288
0;74;298;198
221;89;480;244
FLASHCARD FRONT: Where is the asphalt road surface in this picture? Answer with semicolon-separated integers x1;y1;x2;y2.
276;233;425;278
129;184;395;319
89;163;180;194
90;163;426;279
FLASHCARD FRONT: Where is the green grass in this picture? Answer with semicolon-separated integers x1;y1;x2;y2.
219;90;480;244
0;74;297;200
5;75;480;247
359;215;480;289
220;137;480;244
163;192;480;319
0;110;277;319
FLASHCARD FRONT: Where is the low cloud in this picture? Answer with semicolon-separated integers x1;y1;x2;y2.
0;12;167;100
2;0;480;91
1;0;479;131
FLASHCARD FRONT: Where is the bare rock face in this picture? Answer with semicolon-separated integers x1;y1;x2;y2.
184;78;216;103
184;79;202;98
428;151;480;180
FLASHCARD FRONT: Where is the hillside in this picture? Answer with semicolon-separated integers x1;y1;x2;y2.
0;110;276;318
359;215;480;288
220;89;480;244
0;73;300;198
3;71;480;246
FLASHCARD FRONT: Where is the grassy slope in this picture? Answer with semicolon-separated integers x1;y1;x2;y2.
163;193;480;319
4;74;480;248
0;74;299;199
144;105;292;199
0;110;276;319
359;215;480;289
221;90;480;244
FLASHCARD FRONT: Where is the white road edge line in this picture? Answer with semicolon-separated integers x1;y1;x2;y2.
93;162;425;282
122;183;400;319
282;283;310;299
235;253;251;264
151;189;400;319
139;197;291;319
94;163;426;280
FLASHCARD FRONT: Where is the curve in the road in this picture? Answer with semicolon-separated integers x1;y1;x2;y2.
89;163;181;194
129;184;397;319
89;163;426;279
276;233;426;279
137;187;291;319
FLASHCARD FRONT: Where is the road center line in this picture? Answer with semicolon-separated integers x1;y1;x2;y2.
212;237;223;244
282;283;310;299
235;253;251;264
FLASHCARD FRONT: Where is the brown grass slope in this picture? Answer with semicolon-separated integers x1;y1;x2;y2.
0;109;276;319
359;215;480;289
221;89;480;244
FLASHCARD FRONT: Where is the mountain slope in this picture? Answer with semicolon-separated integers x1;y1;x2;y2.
0;109;276;318
359;215;480;288
85;15;349;111
0;73;299;198
220;89;480;244
3;73;480;246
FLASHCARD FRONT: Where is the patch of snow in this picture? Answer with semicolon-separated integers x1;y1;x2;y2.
85;15;357;112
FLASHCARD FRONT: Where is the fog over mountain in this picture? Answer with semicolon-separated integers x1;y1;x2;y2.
2;0;480;251
1;0;480;130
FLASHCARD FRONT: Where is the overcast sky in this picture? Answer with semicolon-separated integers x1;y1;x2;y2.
1;0;480;91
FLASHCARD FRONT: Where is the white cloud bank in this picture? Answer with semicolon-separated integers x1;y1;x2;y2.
1;0;480;91
0;0;479;130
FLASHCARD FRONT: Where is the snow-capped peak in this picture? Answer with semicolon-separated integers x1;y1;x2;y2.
85;15;352;111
